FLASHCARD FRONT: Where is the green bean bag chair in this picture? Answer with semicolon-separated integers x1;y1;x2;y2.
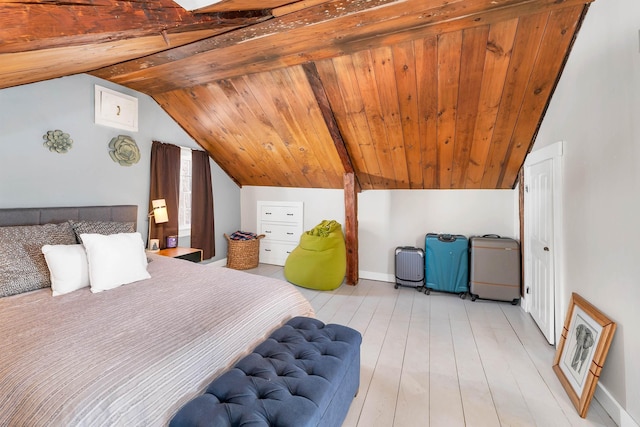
284;220;346;291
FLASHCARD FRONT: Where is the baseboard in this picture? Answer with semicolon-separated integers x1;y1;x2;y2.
214;263;394;283
359;270;395;283
205;257;227;267
595;384;639;427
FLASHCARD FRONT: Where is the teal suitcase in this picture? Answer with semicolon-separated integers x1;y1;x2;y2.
424;233;469;297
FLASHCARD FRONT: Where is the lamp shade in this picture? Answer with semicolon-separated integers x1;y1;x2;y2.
151;199;169;224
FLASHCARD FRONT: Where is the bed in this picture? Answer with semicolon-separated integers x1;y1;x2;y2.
0;205;315;426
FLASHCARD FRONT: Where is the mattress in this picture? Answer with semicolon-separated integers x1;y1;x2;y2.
0;254;314;426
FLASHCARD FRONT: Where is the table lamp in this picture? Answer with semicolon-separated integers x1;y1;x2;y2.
148;198;169;251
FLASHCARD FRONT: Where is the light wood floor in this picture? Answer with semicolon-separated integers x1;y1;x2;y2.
246;264;617;427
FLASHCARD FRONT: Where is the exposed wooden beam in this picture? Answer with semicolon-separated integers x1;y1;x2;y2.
0;1;270;54
0;30;223;90
91;0;398;89
91;0;593;95
343;172;359;286
302;62;362;192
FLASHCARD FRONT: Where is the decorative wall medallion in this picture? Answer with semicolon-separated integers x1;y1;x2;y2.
43;130;73;153
108;135;141;166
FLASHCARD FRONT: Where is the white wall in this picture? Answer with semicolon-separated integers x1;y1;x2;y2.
533;0;640;424
242;186;518;282
0;74;241;262
358;189;519;281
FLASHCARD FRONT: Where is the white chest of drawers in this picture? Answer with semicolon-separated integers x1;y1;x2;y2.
257;201;303;266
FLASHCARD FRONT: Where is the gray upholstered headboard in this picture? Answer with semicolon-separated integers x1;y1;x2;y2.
0;205;139;230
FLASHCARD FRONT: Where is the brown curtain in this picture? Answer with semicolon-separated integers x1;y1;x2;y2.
191;150;215;259
149;141;180;249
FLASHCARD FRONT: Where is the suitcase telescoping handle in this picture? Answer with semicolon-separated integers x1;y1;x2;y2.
482;234;501;238
438;234;457;242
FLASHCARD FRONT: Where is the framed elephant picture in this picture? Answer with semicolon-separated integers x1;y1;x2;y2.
553;293;616;418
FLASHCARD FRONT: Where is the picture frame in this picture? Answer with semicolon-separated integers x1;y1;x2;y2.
94;85;138;131
553;292;616;418
149;239;160;252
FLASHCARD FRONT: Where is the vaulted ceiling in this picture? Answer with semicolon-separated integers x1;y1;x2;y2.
1;0;594;190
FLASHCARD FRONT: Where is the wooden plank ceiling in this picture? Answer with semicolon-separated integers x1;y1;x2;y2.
1;0;593;190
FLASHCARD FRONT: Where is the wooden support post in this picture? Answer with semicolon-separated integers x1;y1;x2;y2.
302;62;361;192
304;60;360;285
344;172;359;285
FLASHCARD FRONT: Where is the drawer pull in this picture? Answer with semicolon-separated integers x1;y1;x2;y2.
264;248;272;252
265;212;272;215
265;230;272;233
287;213;294;216
286;232;294;235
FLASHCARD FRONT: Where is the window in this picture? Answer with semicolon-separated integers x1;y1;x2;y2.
179;147;192;235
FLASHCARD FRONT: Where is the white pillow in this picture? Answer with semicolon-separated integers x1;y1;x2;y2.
80;232;150;293
42;244;90;296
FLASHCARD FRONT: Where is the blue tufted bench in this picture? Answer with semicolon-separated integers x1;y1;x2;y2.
170;317;362;427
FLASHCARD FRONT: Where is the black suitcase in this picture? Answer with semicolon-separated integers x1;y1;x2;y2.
394;246;425;290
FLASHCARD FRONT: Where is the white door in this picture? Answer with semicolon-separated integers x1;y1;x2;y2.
525;157;555;344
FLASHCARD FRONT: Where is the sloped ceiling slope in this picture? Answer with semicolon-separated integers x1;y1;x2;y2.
1;0;593;190
0;0;270;89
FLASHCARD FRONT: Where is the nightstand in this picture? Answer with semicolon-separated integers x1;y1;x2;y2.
157;247;203;263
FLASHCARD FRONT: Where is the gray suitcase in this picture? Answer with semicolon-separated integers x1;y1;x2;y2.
394;246;425;290
469;235;521;304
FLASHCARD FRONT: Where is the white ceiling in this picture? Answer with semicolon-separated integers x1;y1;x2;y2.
172;0;221;11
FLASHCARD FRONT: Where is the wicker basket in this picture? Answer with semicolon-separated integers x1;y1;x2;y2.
224;233;265;270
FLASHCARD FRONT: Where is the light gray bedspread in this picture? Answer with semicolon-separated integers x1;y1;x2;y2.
0;255;314;426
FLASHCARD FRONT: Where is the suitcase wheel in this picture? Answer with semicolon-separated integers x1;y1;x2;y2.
424;288;431;295
394;283;399;289
471;294;478;302
459;292;467;300
511;298;520;306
